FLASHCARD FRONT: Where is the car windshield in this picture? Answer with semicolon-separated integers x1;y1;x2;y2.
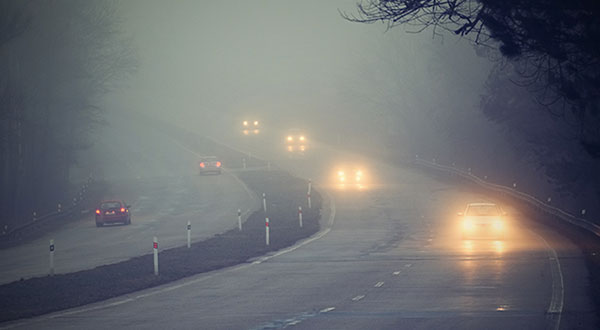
466;205;501;216
100;202;121;210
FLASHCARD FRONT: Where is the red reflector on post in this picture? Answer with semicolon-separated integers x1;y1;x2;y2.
153;242;158;249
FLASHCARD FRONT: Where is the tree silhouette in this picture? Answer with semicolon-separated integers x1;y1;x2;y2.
344;0;600;156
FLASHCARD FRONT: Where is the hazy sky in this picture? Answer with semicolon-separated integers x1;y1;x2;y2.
110;0;493;137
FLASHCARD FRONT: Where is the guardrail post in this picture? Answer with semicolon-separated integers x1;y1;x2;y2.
49;239;55;276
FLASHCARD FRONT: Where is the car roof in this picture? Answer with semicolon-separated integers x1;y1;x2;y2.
466;202;497;207
99;200;124;205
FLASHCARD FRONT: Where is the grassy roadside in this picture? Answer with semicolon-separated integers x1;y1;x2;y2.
0;170;322;323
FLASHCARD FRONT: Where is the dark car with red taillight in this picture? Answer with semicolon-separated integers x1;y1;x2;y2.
95;200;131;227
199;156;222;175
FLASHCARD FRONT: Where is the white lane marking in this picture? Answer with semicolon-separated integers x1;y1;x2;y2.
3;192;337;329
393;271;401;276
375;281;385;288
320;307;336;313
528;230;564;330
405;264;412;268
352;295;365;302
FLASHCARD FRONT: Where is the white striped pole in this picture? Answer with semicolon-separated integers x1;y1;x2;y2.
298;206;303;228
265;217;270;245
153;236;159;276
187;221;191;248
262;193;267;213
237;209;242;231
49;239;55;276
307;180;312;209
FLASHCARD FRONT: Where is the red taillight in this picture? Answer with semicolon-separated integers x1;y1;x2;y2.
120;207;126;213
216;161;221;167
95;209;100;215
199;162;205;168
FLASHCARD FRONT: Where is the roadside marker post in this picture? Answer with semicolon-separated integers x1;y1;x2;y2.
153;237;159;276
307;180;312;209
265;217;270;246
238;209;242;231
187;221;191;248
49;239;55;276
298;206;303;228
262;193;267;213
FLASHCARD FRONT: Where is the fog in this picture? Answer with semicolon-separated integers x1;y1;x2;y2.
105;0;494;153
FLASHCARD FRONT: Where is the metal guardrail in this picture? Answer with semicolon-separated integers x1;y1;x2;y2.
414;157;600;238
1;176;94;240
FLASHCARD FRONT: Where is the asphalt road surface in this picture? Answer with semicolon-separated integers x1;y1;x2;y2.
0;119;257;285
4;131;595;329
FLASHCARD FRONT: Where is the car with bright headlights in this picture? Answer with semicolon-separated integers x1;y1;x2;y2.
459;202;505;239
284;129;308;152
335;167;365;187
242;120;260;135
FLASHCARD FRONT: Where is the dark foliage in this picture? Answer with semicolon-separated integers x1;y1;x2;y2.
344;0;600;156
0;1;135;230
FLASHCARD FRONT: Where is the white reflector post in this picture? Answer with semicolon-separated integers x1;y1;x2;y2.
153;236;159;276
298;206;303;228
265;217;270;246
187;221;191;248
49;239;55;276
307;180;312;209
262;193;267;213
238;209;242;231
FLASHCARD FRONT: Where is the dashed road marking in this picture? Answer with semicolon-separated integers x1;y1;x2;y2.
405;264;412;268
352;295;365;302
375;281;385;288
393;271;401;276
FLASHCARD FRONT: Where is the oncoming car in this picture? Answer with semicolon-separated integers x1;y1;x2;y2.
284;129;308;153
459;202;506;239
242;120;260;135
199;156;222;175
95;200;131;227
334;167;366;189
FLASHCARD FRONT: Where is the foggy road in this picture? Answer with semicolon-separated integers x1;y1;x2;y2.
0;119;257;285
5;136;594;330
